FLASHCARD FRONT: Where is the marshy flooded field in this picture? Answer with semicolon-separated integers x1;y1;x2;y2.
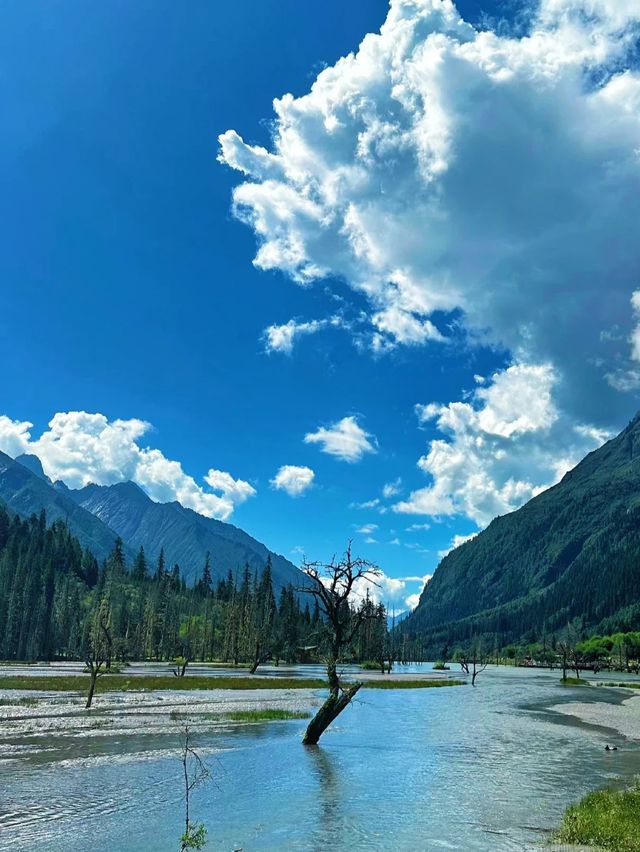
1;664;639;850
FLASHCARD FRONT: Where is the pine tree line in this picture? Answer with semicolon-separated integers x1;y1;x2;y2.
0;506;387;666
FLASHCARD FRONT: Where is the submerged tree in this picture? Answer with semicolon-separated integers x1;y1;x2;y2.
299;543;382;746
457;640;489;687
178;722;211;851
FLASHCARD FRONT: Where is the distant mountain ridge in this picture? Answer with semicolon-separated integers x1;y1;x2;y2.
403;413;640;650
0;450;126;562
68;481;303;590
0;452;303;591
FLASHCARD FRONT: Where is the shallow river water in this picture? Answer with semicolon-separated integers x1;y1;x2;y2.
1;664;639;851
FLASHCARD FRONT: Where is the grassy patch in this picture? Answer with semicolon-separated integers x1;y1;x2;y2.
560;677;591;686
597;681;640;690
219;709;310;722
359;661;383;671
170;708;310;722
0;675;326;694
0;696;38;707
361;679;464;689
0;675;467;693
552;782;640;851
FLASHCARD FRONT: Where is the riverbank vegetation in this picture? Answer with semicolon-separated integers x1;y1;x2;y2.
218;709;310;722
0;508;388;670
362;678;464;689
552;782;640;851
0;674;326;692
0;673;464;693
394;627;640;677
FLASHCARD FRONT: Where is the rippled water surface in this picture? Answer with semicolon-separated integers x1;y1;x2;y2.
1;665;639;850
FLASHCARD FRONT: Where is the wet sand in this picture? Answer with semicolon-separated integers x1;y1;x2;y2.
550;689;640;741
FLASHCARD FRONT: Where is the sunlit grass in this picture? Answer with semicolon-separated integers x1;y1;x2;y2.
169;708;310;722
552;782;640;851
0;696;38;707
361;679;464;689
0;675;326;693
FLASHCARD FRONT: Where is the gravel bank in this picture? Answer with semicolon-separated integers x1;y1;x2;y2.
0;687;321;741
550;690;640;741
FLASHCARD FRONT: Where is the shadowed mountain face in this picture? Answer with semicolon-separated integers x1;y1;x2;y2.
14;454;49;481
0;451;125;563
68;481;303;589
404;413;640;649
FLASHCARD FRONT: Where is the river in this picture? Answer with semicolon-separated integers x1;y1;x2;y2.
1;664;639;850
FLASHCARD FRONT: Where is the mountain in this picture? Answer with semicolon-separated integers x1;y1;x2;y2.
0;451;126;562
15;454;49;481
68;480;303;590
403;413;640;651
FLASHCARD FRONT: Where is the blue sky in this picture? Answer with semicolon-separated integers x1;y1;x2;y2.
2;0;639;609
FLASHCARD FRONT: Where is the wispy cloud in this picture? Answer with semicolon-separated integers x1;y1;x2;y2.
382;477;402;499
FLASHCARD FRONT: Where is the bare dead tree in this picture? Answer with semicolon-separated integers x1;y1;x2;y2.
179;722;211;851
458;641;489;687
85;601;112;709
298;542;382;746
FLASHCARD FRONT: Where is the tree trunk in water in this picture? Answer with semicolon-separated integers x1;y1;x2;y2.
249;641;261;675
86;666;98;709
302;682;362;746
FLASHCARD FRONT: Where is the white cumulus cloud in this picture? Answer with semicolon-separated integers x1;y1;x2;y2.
304;415;377;462
270;464;315;496
220;0;640;426
0;416;32;458
405;593;422;611
394;364;611;527
0;411;255;521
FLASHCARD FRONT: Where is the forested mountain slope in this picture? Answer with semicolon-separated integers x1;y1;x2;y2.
0;451;125;563
68;481;303;589
403;413;640;650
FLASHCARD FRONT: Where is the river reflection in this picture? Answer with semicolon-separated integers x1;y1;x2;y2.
1;665;639;851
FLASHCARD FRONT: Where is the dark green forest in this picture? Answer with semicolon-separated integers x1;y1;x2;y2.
402;414;640;656
0;504;387;667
